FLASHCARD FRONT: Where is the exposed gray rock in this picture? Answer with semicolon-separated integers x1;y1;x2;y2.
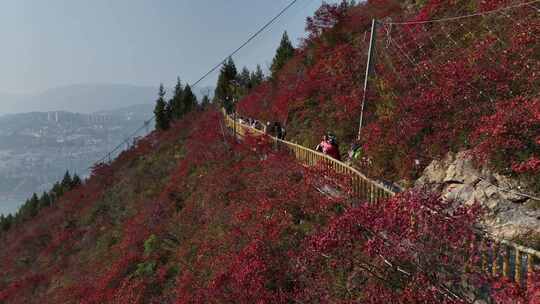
416;151;540;241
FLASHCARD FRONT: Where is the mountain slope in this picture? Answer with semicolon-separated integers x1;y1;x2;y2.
0;109;536;303
1;1;539;303
237;0;540;191
0;84;157;114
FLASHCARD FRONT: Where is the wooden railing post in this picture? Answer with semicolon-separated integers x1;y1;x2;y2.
527;254;535;289
233;112;237;137
502;245;510;279
492;242;500;277
515;249;523;285
481;239;489;274
465;236;476;273
370;183;374;203
361;179;364;198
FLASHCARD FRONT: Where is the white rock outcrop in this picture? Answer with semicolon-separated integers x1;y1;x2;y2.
416;151;540;240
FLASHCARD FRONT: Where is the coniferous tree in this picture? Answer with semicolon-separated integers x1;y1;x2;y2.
170;77;184;119
3;171;82;230
28;193;39;217
250;65;265;88
71;174;82;188
16;199;29;222
61;171;73;189
233;67;252;100
182;84;198;114
270;31;295;79
0;215;6;232
51;182;63;201
238;67;252;90
214;57;238;113
39;191;52;209
200;95;211;110
165;97;173;123
154;84;170;130
0;214;13;232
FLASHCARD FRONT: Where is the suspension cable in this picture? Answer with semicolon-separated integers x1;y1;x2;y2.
90;0;301;169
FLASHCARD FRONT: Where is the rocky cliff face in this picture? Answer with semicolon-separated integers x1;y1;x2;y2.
416;151;540;246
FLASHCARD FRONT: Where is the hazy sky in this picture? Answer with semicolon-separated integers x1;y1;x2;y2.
0;0;339;95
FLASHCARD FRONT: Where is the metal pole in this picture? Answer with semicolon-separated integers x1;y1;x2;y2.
358;19;377;141
233;110;237;138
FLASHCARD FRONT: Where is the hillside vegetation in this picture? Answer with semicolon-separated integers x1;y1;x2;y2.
1;0;539;303
1;109;536;303
238;0;539;190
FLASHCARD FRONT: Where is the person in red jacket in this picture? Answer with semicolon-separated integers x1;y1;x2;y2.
315;134;341;161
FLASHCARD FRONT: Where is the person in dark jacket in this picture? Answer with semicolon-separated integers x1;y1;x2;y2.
268;122;285;140
275;122;286;140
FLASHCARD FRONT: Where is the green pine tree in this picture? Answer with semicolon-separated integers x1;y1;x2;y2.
214;57;238;113
182;84;198;114
0;214;13;231
39;191;52;209
16;199;30;222
154;84;170;130
170;77;184;119
200;95;211;110
71;174;82;188
238;67;251;89
51;182;63;201
28;193;39;217
61;171;73;189
0;215;5;232
270;31;295;79
250;65;265;88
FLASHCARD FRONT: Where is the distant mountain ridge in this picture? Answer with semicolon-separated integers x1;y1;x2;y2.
0;84;158;115
0;83;215;115
0;82;212;214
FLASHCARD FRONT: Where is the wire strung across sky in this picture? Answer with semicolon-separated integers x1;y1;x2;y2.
89;0;301;169
190;0;299;88
90;0;540;203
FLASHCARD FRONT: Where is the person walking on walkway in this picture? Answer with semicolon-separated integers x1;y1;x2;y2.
316;133;341;161
347;142;362;162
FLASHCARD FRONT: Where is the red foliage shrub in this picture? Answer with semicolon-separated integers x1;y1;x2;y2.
236;0;540;186
2;1;540;302
305;2;348;40
490;274;540;304
293;190;483;303
0;274;46;303
0;107;537;303
473;97;540;174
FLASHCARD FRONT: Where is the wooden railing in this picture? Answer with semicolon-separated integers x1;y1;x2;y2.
223;111;394;203
222;110;539;288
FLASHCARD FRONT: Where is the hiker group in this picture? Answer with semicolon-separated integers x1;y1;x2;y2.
315;133;341;161
236;114;286;140
232;112;401;193
235;114;351;161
